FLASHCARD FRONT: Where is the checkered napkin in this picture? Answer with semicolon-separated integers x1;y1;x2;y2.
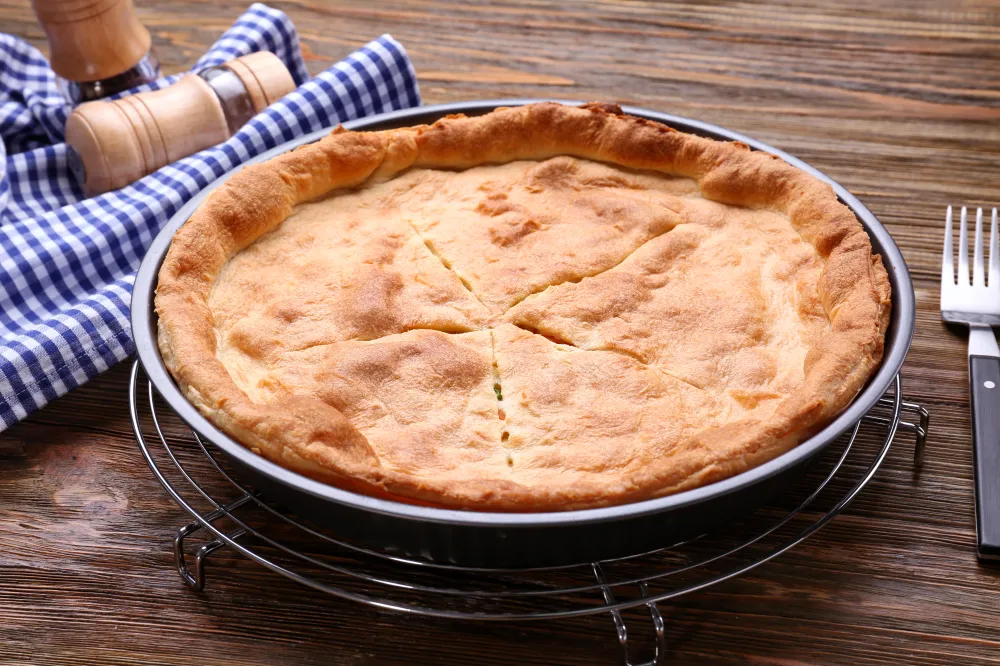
0;3;421;430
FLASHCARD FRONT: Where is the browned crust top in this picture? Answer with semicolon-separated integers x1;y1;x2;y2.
154;102;890;511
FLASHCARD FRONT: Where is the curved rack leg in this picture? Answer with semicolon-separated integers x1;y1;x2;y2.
594;564;666;666
902;401;930;467
872;396;930;467
639;582;666;666
173;498;250;591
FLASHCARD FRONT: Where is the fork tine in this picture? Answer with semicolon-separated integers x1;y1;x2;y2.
943;205;954;286
990;208;999;288
959;206;970;287
974;208;985;287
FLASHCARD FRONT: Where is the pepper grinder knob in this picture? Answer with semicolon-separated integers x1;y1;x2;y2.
65;51;296;196
32;0;160;102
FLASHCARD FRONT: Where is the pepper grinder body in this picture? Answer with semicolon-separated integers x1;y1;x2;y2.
32;0;160;102
65;52;296;195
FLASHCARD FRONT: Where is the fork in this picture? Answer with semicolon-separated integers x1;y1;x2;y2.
941;206;1000;561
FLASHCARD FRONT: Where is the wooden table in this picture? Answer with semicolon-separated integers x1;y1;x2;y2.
2;1;1000;663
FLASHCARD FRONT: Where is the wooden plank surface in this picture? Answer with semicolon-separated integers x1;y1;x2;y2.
2;0;1000;663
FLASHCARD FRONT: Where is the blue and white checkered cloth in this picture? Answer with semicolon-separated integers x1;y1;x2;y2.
0;3;421;430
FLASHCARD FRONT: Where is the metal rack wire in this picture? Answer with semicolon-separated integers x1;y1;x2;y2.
129;360;928;666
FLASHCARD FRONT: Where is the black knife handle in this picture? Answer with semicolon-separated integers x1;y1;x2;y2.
971;355;1000;561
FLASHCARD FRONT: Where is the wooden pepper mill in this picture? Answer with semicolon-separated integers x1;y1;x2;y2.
65;51;296;195
32;0;161;102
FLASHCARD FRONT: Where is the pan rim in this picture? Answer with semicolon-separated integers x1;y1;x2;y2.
130;99;914;529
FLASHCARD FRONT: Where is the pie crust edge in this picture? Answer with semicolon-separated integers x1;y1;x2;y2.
154;102;891;511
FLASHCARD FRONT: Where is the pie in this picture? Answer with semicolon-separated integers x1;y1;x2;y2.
155;102;890;511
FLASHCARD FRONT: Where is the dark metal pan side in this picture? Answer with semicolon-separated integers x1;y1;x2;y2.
131;100;914;566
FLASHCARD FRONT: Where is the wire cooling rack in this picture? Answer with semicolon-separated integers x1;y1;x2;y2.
129;360;928;666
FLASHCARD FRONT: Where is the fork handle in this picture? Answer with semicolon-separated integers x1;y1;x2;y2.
971;354;1000;561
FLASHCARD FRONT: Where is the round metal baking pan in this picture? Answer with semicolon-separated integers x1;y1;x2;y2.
131;100;915;567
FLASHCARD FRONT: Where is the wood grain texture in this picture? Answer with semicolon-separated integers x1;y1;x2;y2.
2;0;1000;663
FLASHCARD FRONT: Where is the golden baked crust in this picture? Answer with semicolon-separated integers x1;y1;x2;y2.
400;157;687;314
155;102;891;511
